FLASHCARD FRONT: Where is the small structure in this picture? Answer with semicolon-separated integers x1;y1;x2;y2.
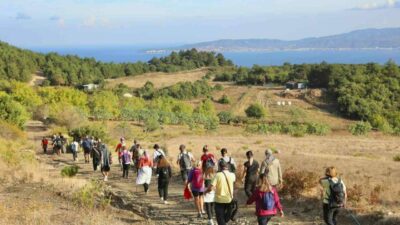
285;81;307;90
123;93;133;98
82;83;99;91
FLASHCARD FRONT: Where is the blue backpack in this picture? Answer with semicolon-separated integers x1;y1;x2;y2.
262;191;275;210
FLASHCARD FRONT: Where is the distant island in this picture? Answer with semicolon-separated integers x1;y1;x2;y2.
148;27;400;53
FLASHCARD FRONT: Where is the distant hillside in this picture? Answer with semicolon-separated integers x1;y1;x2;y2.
176;28;400;52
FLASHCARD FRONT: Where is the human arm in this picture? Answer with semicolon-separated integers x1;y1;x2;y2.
277;161;283;187
273;188;284;217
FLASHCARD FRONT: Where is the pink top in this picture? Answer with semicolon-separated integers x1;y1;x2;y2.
139;156;153;168
246;187;283;216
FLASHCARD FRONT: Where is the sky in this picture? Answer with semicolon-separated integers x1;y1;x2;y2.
0;0;400;47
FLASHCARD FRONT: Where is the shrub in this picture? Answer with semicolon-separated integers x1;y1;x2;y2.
284;123;308;137
0;94;30;128
214;84;224;91
307;123;331;135
73;180;110;209
217;94;230;104
0;120;27;140
61;165;79;177
349;121;372;135
393;155;400;162
347;184;363;203
49;105;88;130
144;116;160;132
281;167;319;198
89;91;120;120
369;185;384;205
69;124;108;141
245;103;266;119
218;111;234;124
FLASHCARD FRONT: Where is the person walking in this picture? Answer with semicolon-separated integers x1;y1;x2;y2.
136;150;153;194
246;173;284;225
201;145;216;172
177;144;195;182
92;139;102;171
156;155;172;204
99;139;112;181
82;136;92;164
320;167;347;225
115;137;126;168
218;148;236;173
53;135;63;156
59;134;67;154
41;137;49;154
153;144;165;168
206;160;236;225
187;161;206;218
71;139;80;161
204;166;216;225
242;150;259;198
121;146;132;178
259;149;282;188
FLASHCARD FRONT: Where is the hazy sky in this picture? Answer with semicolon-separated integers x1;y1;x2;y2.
0;0;400;47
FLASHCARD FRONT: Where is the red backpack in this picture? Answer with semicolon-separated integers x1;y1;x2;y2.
191;168;204;189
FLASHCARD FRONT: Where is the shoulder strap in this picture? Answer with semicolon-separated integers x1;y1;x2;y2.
222;171;233;199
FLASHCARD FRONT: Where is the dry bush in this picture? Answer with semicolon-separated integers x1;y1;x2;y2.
281;167;319;198
49;105;88;130
369;184;384;205
0;120;27;140
347;184;363;203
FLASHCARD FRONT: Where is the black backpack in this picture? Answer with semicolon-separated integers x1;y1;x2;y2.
219;157;236;173
159;167;169;179
328;178;345;208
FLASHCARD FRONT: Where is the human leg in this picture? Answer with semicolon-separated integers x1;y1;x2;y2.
214;203;227;225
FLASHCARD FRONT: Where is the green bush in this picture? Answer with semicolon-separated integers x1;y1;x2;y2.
245;103;266;119
349;121;372;135
144;116;160;132
61;165;79;177
0;95;30;128
284;123;308;137
393;155;400;162
307;123;331;136
214;84;224;91
218;111;234;124
217;94;230;104
69;124;108;141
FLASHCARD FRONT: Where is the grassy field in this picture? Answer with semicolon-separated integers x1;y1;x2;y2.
105;68;209;89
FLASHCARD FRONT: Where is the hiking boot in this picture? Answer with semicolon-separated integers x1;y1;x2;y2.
163;201;168;204
160;197;164;202
197;213;202;218
208;219;214;225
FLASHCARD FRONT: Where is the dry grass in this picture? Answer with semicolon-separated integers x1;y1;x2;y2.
105;68;208;89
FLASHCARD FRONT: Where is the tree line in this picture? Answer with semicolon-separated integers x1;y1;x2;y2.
0;41;233;86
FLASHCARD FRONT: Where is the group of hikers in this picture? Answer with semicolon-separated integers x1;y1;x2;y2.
41;135;348;225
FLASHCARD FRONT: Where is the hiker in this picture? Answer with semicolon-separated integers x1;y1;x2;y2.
115;137;126;167
320;167;347;225
132;143;143;173
153;144;165;168
204;166;216;225
71;139;80;161
53;135;63;156
99;139;112;181
41;137;49;154
246;173;284;225
92;139;102;171
59;133;67;154
259;149;282;188
206;160;236;225
187;161;205;218
176;144;195;182
156;155;172;204
218;148;236;173
82;136;92;164
242;150;259;198
136;150;153;194
121;146;132;178
201;145;216;172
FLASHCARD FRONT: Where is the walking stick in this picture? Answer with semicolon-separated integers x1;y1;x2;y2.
346;209;362;225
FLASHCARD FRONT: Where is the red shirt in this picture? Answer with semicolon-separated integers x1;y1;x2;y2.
201;153;215;168
42;139;48;146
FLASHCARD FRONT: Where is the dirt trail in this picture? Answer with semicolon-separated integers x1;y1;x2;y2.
25;121;357;225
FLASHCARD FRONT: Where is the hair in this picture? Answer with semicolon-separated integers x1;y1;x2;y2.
325;167;337;178
154;144;160;149
204;167;215;178
158;155;170;168
258;173;272;192
203;145;208;152
221;148;228;156
246;150;253;158
179;144;186;151
122;146;127;151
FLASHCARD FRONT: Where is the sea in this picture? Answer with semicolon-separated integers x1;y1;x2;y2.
31;46;400;67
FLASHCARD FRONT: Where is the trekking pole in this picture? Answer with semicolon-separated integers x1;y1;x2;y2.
347;209;362;225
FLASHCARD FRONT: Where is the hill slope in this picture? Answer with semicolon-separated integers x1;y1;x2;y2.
177;27;400;52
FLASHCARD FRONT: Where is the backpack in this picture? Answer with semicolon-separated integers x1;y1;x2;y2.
261;191;275;210
56;138;63;148
191;169;204;189
328;178;345;208
179;153;192;170
82;140;90;149
220;157;236;173
205;155;215;169
122;152;130;164
159;167;169;179
71;143;77;152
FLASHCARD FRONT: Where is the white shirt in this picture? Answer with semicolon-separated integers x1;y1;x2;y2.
153;149;165;161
